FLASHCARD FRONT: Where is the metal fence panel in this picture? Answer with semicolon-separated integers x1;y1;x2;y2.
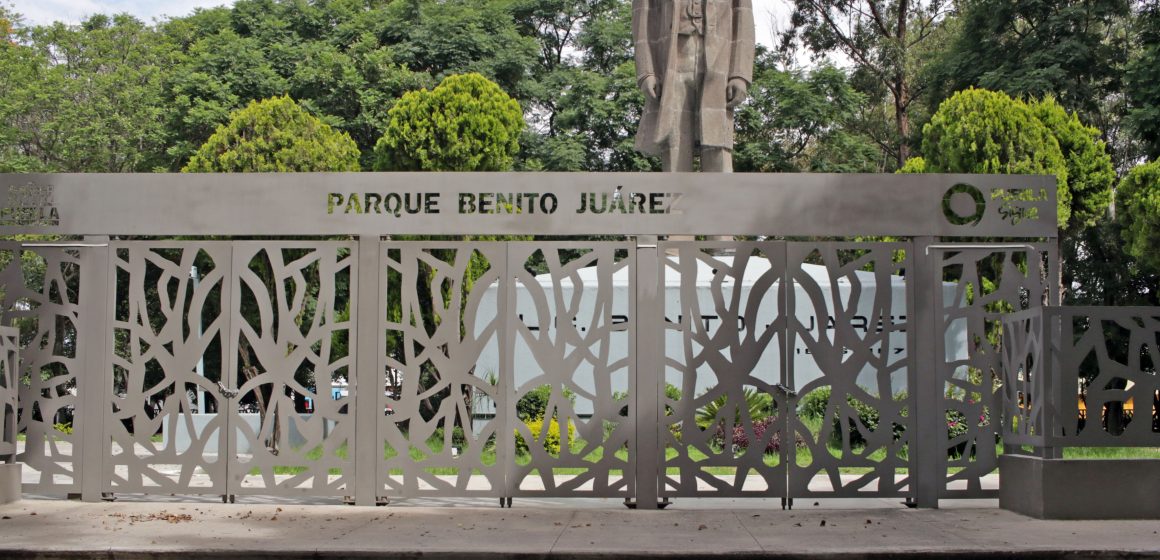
999;308;1049;447
786;242;914;499
659;242;788;498
0;244;83;494
1048;307;1160;447
0;326;18;462
507;242;636;498
933;245;1055;498
228;242;357;497
378;242;509;498
105;243;231;495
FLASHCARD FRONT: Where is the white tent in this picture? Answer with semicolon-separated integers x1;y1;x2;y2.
471;256;963;432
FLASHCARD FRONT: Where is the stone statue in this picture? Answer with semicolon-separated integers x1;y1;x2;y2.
633;0;755;172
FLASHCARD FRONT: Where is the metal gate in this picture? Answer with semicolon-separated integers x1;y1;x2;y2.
104;241;358;499
377;241;636;501
658;241;914;502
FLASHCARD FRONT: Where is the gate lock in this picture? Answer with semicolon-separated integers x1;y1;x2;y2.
772;383;797;399
216;381;239;399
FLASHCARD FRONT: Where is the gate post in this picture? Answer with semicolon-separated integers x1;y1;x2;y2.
353;236;381;506
912;236;940;508
78;236;111;502
633;236;661;509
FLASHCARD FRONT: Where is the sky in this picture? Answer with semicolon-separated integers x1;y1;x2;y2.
6;0;791;49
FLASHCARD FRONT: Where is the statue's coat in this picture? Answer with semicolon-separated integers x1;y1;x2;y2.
633;0;755;156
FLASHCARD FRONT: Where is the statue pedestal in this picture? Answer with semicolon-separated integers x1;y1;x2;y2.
1000;455;1160;519
0;463;21;504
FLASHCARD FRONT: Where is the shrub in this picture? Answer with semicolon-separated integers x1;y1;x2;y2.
54;422;73;435
516;384;576;421
515;417;575;455
709;417;802;456
431;425;468;449
373;73;524;171
798;387;905;448
696;387;774;428
182;95;360;172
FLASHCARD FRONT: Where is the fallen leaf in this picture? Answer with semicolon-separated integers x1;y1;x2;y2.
820;520;826;527
697;524;707;531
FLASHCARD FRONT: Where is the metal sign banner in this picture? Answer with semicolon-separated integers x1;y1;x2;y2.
0;173;1057;237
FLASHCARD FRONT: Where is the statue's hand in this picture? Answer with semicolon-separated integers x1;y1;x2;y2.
640;75;660;102
726;78;748;109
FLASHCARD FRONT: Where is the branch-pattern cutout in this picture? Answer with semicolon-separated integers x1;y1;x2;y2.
1055;308;1160;445
509;243;634;497
661;243;787;497
1000;309;1047;445
231;243;355;496
380;243;507;498
1;326;18;462
787;243;912;498
937;247;1051;497
0;244;82;493
107;243;230;493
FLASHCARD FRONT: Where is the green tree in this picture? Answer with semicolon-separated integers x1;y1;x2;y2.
1115;160;1160;275
0;14;176;172
182;95;360;172
912;88;1119;302
927;0;1131;150
916;88;1073;227
162;29;288;167
1126;0;1160;160
1030;96;1116;233
780;0;955;167
373;73;524;171
734;54;882;172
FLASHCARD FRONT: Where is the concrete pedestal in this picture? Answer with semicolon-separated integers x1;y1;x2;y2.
1000;454;1160;519
0;463;21;504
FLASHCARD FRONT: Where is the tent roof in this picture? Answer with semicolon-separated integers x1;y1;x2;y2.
534;255;905;288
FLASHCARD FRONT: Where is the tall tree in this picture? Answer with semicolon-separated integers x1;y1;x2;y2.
0;14;176;172
734;52;882;172
781;0;954;167
928;0;1132;168
1126;0;1160;160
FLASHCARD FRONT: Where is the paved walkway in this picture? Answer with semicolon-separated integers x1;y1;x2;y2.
2;495;1159;559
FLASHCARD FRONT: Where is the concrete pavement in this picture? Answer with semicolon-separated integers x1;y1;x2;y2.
2;496;1159;559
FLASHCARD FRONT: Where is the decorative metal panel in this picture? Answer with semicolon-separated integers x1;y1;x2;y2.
659;242;788;497
786;243;913;498
378;243;508;498
1047;307;1160;447
0;326;18;462
0;243;82;493
105;243;230;494
999;308;1048;447
229;242;356;496
934;245;1054;498
508;243;635;497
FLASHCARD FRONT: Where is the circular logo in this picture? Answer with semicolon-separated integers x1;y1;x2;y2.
942;183;986;226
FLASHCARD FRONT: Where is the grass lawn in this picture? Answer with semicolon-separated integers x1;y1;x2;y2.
217;420;1160;478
